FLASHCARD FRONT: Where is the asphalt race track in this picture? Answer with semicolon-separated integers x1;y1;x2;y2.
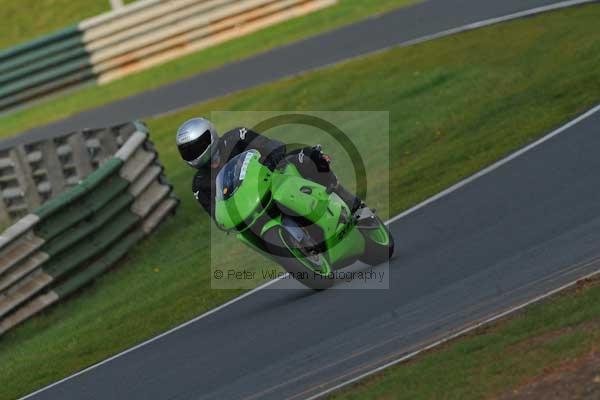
23;108;600;399
2;0;580;150
21;1;600;399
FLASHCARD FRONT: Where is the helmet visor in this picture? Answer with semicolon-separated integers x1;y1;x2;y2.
178;131;212;162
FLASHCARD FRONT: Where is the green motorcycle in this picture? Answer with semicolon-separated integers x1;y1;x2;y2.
214;149;394;289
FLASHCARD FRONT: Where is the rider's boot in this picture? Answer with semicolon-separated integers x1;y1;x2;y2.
309;145;365;214
327;181;365;214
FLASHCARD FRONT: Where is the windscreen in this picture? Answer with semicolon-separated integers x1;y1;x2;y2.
215;150;257;200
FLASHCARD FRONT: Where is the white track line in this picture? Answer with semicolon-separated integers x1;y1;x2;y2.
380;0;599;54
303;0;600;79
19;1;600;398
306;260;600;400
388;102;600;224
18;278;286;399
155;0;599;120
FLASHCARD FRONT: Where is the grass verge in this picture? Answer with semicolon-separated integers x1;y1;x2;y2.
0;0;418;138
0;0;109;50
0;3;599;399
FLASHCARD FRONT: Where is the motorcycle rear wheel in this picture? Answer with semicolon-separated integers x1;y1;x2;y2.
358;215;395;265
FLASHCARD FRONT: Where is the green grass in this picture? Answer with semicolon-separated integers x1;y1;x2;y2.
0;0;109;50
328;279;600;400
0;0;418;138
1;3;600;399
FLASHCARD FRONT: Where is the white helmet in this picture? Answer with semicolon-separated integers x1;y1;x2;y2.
176;118;219;168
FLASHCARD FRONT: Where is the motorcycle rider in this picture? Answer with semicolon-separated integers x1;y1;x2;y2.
175;117;362;219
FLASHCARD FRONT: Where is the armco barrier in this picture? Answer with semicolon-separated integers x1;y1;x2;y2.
0;0;335;112
0;123;178;335
0;122;139;225
0;25;92;111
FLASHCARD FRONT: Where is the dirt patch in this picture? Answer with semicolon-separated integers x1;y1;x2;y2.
401;276;600;367
495;349;600;400
509;319;600;354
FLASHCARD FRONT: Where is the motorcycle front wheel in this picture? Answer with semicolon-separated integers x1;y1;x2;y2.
263;226;334;290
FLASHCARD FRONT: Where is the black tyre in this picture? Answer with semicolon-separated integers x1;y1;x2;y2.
358;215;395;265
263;227;334;290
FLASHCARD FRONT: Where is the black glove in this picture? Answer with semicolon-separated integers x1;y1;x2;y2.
263;157;280;171
310;145;332;173
262;145;286;171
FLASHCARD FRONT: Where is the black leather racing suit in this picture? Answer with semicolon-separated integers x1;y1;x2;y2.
192;127;359;219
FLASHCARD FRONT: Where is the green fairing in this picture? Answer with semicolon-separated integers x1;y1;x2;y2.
271;164;329;221
270;164;364;265
214;150;392;288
